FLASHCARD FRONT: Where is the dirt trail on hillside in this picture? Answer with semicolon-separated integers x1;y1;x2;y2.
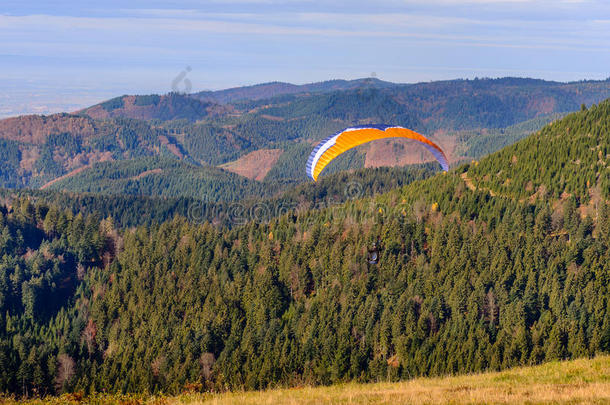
460;172;496;197
460;172;476;191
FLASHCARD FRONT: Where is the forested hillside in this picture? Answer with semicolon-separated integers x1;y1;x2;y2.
2;78;610;193
458;113;566;158
192;78;395;103
1;164;437;228
78;93;222;121
1;100;609;397
467;103;610;202
42;156;287;201
0;116;181;189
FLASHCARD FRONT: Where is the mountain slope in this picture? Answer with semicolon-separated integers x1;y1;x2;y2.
70;125;610;393
466;102;610;202
0;164;436;229
458;113;567;158
78;93;223;121
44;156;285;201
2;102;610;396
0;114;194;188
0;113;97;144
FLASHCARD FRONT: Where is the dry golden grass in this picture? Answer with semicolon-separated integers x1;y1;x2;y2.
173;356;610;405
3;356;609;405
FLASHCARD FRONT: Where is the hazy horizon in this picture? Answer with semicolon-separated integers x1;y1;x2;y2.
2;0;610;117
3;74;610;119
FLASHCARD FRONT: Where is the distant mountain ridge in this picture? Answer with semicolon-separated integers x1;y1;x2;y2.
193;77;395;103
78;93;225;121
1;77;610;193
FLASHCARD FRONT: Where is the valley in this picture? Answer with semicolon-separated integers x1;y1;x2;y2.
0;100;608;398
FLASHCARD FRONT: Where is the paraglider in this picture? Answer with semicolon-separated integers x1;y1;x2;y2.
306;125;449;181
367;237;381;265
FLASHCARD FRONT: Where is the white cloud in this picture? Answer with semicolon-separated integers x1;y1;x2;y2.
1;10;608;54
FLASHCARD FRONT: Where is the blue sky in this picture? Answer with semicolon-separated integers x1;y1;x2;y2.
1;0;610;116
